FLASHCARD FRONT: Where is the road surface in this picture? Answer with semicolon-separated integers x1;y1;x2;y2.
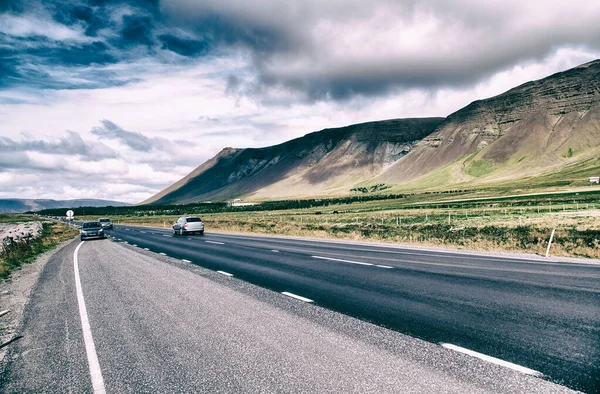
1;225;597;392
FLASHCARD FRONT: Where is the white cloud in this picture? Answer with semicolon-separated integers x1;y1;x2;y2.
0;13;88;42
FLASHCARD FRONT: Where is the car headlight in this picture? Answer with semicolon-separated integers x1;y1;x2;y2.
99;229;104;233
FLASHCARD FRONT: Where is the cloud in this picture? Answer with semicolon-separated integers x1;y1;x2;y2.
91;119;154;151
0;130;117;159
3;0;599;100
163;0;600;101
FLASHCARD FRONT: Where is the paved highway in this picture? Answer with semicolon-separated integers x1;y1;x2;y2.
109;224;599;392
1;224;597;392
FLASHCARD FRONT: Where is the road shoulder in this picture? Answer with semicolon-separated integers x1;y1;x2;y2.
0;237;77;365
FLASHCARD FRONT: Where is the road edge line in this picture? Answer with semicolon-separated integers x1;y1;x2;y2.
440;343;544;377
74;241;106;394
281;292;313;303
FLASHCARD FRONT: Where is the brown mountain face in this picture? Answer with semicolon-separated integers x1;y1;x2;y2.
143;59;600;204
379;60;600;187
141;118;444;204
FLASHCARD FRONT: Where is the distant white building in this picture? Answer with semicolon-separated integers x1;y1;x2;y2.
590;177;600;184
229;199;257;207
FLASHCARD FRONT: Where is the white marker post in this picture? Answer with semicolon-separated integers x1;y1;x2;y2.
545;228;556;258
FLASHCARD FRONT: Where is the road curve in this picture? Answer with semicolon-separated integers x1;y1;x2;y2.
0;237;577;393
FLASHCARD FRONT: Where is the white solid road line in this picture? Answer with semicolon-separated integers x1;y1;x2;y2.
376;265;394;269
312;255;373;266
74;242;106;394
440;343;544;377
217;271;233;277
281;292;314;303
181;259;192;263
205;241;225;245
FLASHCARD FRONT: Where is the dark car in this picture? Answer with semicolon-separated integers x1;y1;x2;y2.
173;216;205;235
80;221;106;241
98;217;113;229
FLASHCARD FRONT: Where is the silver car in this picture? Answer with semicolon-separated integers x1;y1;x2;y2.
98;217;113;229
80;221;106;240
173;216;205;235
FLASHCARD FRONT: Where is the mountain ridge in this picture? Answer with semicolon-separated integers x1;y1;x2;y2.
144;59;600;204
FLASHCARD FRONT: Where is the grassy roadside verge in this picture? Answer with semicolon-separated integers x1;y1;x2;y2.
0;218;79;279
81;203;600;259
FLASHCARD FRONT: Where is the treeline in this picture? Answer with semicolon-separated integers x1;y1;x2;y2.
34;189;475;217
35;202;228;217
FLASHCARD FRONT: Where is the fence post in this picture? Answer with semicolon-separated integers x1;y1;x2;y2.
545;228;556;258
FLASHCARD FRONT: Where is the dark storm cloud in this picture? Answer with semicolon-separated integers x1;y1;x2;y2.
0;131;117;159
2;0;600;101
162;0;600;101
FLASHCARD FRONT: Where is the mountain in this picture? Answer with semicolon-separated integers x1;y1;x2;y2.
145;59;600;204
141;118;444;204
0;199;130;213
379;59;600;188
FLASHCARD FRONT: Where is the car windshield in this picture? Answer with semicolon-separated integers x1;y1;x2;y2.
83;222;102;229
186;217;202;222
99;218;110;222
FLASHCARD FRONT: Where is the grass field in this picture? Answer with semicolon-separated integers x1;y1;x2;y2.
75;188;600;259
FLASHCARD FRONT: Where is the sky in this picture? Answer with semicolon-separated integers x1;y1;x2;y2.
1;0;600;204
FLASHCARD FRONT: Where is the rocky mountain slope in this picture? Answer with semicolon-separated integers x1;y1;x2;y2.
144;59;600;204
379;60;600;188
142;118;444;204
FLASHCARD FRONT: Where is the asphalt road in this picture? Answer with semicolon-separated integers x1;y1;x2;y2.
108;224;599;392
0;224;597;392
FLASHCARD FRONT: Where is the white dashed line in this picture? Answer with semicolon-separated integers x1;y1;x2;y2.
181;259;192;263
162;235;171;237
271;250;279;253
140;231;146;233
281;292;313;303
205;241;225;245
376;265;394;269
74;242;106;393
217;271;233;277
159;252;167;256
188;237;192;240
312;256;372;266
440;343;544;377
